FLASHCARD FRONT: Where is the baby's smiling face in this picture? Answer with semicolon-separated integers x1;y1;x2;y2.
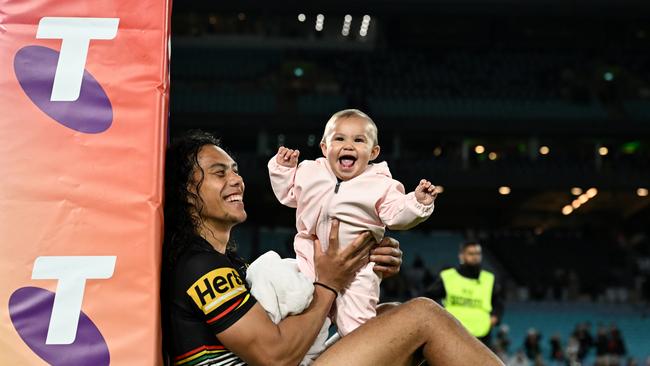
320;116;380;181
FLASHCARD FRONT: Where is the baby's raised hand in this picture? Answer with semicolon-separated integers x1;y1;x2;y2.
276;146;300;167
415;179;438;205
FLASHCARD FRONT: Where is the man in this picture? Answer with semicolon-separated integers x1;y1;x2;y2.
427;241;504;347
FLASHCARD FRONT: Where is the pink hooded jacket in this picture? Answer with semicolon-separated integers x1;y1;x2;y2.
268;157;433;249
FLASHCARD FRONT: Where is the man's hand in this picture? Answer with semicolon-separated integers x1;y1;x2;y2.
313;220;373;292
370;237;402;278
414;179;438;205
276;146;300;168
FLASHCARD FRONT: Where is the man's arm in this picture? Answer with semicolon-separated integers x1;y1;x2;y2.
218;220;373;366
219;287;335;365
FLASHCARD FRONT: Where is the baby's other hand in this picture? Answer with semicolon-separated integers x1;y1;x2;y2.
414;179;438;205
276;146;300;167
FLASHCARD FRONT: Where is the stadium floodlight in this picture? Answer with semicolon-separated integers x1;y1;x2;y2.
360;14;370;37
598;146;608;156
298;14;306;22
586;188;598;198
342;14;352;36
539;146;550;155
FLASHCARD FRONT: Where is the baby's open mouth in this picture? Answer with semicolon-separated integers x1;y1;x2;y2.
338;155;357;169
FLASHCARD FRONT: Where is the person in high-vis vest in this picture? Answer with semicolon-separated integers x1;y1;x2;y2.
427;241;503;348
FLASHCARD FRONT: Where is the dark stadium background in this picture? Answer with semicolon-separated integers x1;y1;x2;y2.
168;1;650;363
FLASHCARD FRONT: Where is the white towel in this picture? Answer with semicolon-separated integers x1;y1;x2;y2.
246;251;330;365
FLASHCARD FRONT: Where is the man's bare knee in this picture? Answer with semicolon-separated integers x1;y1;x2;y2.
398;297;441;323
406;297;463;328
405;297;440;313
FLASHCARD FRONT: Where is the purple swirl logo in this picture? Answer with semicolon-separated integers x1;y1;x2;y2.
9;287;110;366
14;45;113;134
13;17;119;133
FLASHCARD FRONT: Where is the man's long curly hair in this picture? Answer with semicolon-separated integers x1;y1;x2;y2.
163;130;221;269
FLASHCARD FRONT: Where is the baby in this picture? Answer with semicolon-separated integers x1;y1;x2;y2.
268;109;438;336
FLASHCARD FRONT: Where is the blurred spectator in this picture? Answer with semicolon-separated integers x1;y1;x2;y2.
549;333;564;362
524;328;542;360
595;325;610;362
533;354;546;366
493;344;509;364
572;322;593;360
496;324;512;353
626;357;639;366
607;324;627;360
509;350;530;366
594;324;628;366
565;336;580;364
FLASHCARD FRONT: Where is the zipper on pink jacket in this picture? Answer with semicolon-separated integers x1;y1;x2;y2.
334;180;341;193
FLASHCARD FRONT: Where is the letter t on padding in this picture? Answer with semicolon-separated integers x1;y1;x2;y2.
32;256;116;344
36;17;119;102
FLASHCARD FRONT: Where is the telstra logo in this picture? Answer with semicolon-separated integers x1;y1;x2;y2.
13;17;119;133
9;256;116;365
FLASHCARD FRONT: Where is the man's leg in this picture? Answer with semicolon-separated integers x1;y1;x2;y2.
315;298;504;366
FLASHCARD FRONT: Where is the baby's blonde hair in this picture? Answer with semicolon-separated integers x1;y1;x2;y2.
321;109;379;146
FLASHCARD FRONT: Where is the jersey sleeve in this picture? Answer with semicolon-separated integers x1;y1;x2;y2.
181;251;257;334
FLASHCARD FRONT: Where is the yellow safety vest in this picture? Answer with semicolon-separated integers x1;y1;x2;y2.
440;268;494;337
